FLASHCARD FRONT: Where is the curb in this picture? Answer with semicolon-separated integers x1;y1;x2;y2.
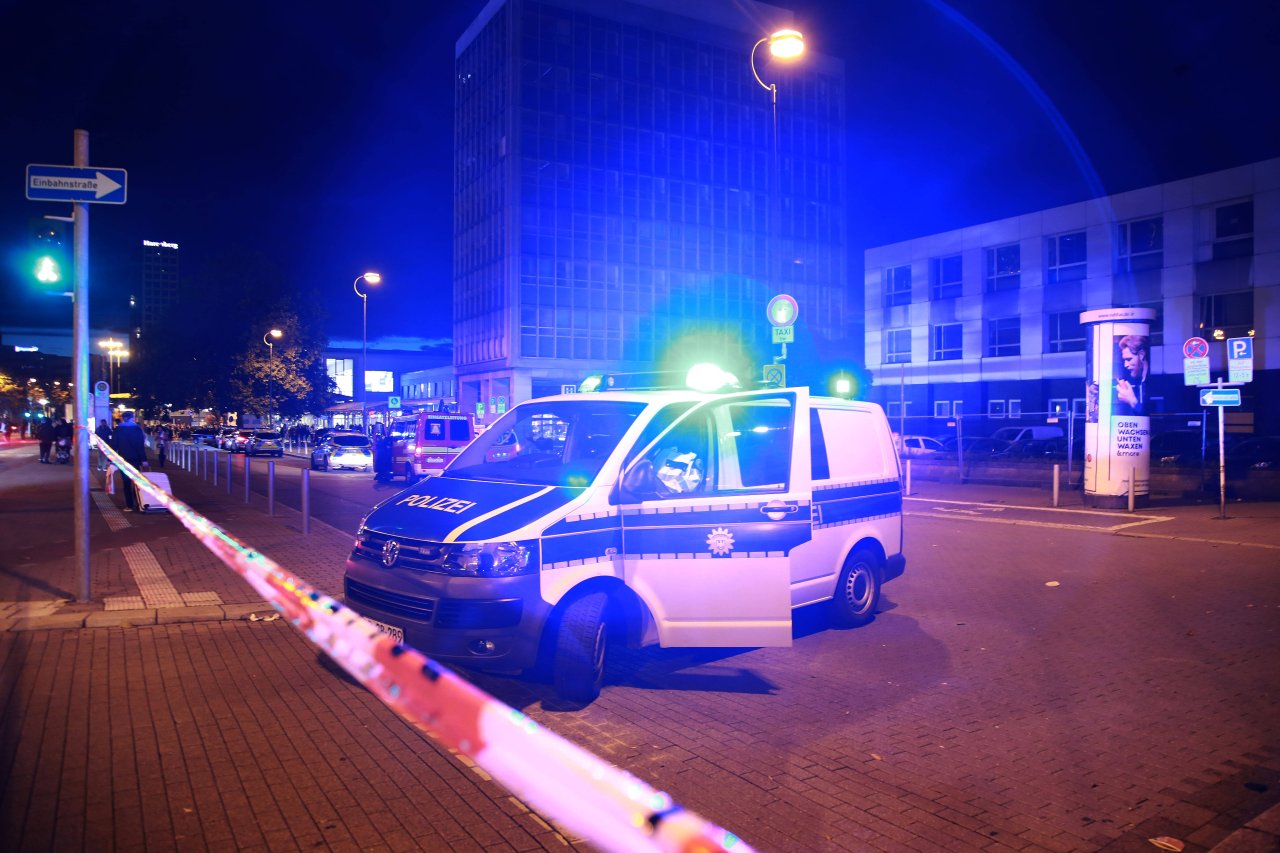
1209;803;1280;852
8;601;277;632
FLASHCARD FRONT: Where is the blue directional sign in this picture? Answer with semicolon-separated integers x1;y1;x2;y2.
26;164;127;204
1200;388;1241;407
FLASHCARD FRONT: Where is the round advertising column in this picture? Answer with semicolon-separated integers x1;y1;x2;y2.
1080;307;1157;508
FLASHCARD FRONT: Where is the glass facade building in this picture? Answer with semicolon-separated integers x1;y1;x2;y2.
454;0;848;417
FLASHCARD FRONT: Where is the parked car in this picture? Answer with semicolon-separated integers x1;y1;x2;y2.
989;425;1065;444
1226;436;1280;474
310;432;373;471
245;430;284;457
898;435;945;457
217;427;242;451
934;436;1012;459
191;428;220;447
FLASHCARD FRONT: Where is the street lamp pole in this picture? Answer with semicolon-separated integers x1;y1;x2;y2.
750;28;805;299
352;272;382;433
263;329;283;427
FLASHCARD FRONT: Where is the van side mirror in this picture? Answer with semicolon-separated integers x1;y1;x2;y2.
619;460;661;502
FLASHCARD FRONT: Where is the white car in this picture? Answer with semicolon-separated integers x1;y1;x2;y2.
310;432;373;471
899;435;944;457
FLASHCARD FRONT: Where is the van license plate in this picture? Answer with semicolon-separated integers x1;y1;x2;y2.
366;618;404;644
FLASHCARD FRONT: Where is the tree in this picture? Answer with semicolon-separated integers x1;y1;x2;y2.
229;309;336;422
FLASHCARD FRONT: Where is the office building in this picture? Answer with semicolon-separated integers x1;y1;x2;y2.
453;0;849;417
137;239;180;339
863;158;1279;434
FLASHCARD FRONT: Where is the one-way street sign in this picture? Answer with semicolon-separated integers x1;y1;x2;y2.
1200;388;1241;407
26;164;128;204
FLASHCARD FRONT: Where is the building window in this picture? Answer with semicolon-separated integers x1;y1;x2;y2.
1009;399;1022;418
985;243;1020;292
987;317;1020;357
1117;216;1163;272
931;323;962;361
1198;291;1253;341
988;400;1006;418
934;401;951;418
1214;200;1253;260
1048;398;1068;416
887;401;904;418
1046;231;1086;284
1047;311;1086;353
1125;301;1165;347
1071;398;1086;418
884;265;912;307
885;328;912;364
931;254;962;300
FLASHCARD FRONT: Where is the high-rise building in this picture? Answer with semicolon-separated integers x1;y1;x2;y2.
453;0;849;417
137;239;180;339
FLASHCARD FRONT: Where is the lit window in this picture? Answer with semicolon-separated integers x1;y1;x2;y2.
985;243;1020;292
1198;292;1253;341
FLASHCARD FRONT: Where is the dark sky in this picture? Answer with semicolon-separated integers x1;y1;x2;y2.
2;1;1277;348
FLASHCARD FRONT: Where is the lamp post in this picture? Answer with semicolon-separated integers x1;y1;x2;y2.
263;328;283;427
353;271;382;433
749;28;805;298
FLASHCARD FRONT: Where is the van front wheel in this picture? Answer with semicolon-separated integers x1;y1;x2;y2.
553;592;609;704
832;549;881;628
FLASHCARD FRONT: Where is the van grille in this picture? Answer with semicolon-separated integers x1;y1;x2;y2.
353;531;451;573
344;578;521;629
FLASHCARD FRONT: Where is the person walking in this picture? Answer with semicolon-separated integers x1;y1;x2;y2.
95;418;113;471
109;411;148;511
36;419;55;463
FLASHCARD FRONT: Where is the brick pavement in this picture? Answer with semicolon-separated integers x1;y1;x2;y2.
2;440;1278;851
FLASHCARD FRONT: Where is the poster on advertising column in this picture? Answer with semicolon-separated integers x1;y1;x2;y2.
1081;307;1155;508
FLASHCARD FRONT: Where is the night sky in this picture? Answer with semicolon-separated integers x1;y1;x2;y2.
2;0;1277;348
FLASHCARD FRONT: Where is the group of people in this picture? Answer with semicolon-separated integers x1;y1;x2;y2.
35;418;74;463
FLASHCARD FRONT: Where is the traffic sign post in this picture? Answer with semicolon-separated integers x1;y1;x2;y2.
766;293;798;383
1199;379;1243;520
1227;336;1254;383
1199;387;1241;407
1182;336;1210;386
26;164;128;204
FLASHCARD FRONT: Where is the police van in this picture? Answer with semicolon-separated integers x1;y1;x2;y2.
344;377;905;702
388;412;475;482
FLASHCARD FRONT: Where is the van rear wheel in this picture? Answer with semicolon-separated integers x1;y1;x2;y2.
553;592;609;704
832;549;881;628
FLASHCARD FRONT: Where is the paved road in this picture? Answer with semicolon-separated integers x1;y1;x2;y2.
3;445;1278;851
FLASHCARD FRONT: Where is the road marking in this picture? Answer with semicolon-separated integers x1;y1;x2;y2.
111;543;223;609
91;489;131;532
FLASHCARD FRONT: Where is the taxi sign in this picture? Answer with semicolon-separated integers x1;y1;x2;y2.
772;326;794;344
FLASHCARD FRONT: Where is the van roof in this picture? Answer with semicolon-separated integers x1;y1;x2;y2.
532;388;882;411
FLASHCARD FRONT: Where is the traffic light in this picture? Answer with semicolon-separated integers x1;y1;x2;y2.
30;217;70;286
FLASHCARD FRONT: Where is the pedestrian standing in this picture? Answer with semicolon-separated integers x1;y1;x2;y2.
95;418;113;471
37;419;55;463
109;411;148;511
156;425;168;468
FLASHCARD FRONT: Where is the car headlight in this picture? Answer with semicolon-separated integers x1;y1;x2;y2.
443;541;534;577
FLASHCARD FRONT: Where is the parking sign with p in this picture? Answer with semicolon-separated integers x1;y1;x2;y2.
1227;336;1254;383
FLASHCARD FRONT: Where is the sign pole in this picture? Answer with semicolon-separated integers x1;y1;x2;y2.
1217;377;1227;520
73;129;91;602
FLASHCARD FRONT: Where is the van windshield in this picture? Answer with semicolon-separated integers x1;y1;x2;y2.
446;400;645;487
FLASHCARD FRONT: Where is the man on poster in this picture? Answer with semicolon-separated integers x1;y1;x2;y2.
1113;334;1149;416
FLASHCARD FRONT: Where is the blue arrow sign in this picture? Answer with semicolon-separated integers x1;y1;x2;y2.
26;164;127;204
1199;388;1241;407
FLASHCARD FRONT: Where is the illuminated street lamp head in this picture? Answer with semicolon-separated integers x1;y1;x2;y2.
768;28;805;59
99;338;122;351
270;328;283;339
364;272;382;285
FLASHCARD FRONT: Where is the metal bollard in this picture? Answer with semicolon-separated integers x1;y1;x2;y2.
905;459;912;496
302;468;311;534
1052;463;1060;508
244;456;251;504
213;449;218;486
267;460;275;516
226;450;232;494
1128;475;1135;513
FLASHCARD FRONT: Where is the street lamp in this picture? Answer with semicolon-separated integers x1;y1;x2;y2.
353;271;382;433
749;28;805;295
263;328;283;427
98;338;123;388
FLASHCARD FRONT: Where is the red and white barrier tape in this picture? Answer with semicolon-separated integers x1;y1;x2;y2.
92;435;753;853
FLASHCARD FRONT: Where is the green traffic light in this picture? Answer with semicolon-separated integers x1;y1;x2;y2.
35;256;62;284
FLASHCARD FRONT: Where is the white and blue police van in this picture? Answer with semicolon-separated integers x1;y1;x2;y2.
344;371;905;702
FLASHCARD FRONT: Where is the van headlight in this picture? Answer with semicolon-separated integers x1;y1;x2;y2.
444;541;534;577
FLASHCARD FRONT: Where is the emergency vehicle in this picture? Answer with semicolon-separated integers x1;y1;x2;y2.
388;412;475;482
344;375;905;702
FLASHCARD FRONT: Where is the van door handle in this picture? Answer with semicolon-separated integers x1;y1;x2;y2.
761;500;799;521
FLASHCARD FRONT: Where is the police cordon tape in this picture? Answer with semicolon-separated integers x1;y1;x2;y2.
91;434;753;853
